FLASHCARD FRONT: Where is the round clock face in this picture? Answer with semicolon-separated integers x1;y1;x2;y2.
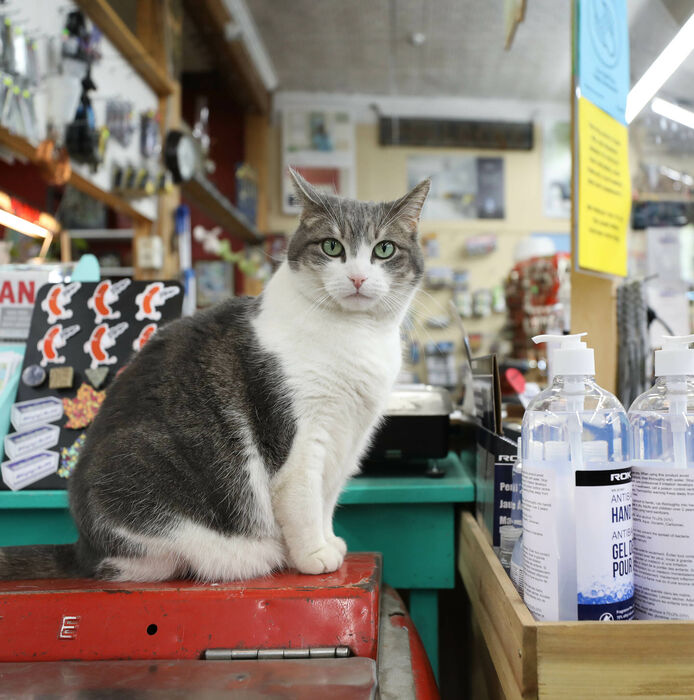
165;130;198;183
177;135;197;181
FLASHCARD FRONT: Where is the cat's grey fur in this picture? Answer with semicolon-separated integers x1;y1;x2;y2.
0;171;429;582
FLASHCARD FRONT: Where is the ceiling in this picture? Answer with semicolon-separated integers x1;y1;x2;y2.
243;0;694;105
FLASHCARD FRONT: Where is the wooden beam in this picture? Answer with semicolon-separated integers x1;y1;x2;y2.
75;0;176;96
182;0;271;114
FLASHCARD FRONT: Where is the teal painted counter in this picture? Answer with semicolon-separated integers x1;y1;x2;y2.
0;451;474;677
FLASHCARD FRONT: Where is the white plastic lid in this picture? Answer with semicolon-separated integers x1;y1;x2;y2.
532;333;595;376
655;335;694;376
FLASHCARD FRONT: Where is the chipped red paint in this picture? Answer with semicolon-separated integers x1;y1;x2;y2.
386;589;440;700
0;553;380;663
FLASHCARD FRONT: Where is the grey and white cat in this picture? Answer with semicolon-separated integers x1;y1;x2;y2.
0;170;429;582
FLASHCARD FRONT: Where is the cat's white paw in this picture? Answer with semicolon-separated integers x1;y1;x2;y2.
327;535;347;557
293;543;344;575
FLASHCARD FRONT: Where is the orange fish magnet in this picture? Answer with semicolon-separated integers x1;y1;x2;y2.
132;323;158;352
40;282;81;324
135;283;180;322
37;324;81;368
87;279;131;324
83;322;129;369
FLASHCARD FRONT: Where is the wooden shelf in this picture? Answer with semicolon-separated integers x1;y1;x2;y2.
75;0;176;97
68;229;134;240
0;126;153;226
182;0;271;114
183;174;261;243
100;266;134;277
633;192;693;203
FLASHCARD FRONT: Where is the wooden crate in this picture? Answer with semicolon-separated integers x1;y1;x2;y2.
458;511;694;699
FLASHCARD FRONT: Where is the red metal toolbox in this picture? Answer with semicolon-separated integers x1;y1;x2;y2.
0;553;380;663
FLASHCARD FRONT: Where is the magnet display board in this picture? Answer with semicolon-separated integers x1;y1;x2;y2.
4;281;183;490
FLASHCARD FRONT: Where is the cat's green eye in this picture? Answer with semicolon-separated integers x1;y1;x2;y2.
321;239;344;257
374;241;396;259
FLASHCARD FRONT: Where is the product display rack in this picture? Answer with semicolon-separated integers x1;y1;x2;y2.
459;511;694;700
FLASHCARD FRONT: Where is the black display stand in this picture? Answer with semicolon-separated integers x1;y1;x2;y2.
6;280;183;490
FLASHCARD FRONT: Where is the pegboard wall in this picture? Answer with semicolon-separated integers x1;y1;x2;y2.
2;0;159;220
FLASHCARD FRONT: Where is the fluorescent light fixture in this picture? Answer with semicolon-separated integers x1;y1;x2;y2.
626;12;694;124
0;208;52;238
651;97;694;130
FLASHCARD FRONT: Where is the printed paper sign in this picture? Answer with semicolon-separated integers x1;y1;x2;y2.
577;97;631;277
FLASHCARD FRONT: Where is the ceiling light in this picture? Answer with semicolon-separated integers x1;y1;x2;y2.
0;191;60;239
651;97;694;130
626;12;694;123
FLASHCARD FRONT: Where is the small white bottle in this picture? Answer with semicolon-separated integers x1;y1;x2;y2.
510;439;524;595
629;334;694;619
521;333;633;621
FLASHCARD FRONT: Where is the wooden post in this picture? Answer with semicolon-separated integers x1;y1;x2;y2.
136;0;182;281
244;113;270;234
569;0;618;393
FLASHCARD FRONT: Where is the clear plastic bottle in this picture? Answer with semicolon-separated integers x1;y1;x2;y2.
510;441;524;595
510;533;524;596
521;333;633;621
629;335;694;619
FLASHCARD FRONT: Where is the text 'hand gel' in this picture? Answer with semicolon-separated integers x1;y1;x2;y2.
521;333;633;621
629;335;694;619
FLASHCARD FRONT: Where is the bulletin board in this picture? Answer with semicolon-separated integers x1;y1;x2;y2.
4;281;183;490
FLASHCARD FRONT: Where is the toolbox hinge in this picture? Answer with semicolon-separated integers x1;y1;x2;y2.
204;646;351;660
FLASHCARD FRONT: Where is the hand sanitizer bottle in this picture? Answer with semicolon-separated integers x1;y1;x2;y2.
521;333;633;621
629;334;694;619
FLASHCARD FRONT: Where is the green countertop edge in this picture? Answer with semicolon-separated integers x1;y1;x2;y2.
0;450;475;509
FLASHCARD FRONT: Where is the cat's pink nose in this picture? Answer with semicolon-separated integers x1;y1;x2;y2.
350;275;367;290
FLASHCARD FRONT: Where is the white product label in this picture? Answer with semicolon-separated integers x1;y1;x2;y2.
1;451;59;491
575;467;634;620
632;465;694;620
11;397;63;432
4;424;60;461
510;559;524;596
522;464;559;620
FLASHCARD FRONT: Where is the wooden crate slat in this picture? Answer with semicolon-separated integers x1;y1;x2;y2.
459;511;537;699
537;622;694;699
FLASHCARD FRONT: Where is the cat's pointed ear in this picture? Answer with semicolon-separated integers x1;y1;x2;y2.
288;167;323;216
387;179;431;235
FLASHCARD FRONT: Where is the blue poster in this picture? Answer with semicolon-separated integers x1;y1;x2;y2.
578;0;630;124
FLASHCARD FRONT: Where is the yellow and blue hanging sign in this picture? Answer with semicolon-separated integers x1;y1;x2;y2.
575;0;631;277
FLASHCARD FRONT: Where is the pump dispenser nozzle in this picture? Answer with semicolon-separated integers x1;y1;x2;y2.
655;334;694;377
532;333;595;376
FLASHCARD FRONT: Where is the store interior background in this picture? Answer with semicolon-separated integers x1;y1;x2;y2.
2;1;694;697
2;0;693;389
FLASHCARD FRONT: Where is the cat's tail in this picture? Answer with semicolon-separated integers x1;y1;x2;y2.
0;544;80;580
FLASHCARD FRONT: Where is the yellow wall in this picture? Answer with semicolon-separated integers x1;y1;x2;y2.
268;122;570;377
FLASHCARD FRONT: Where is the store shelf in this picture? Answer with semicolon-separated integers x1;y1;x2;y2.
633;192;693;203
68;229;134;240
182;0;271;114
0;127;153;225
100;266;135;277
182;174;261;243
74;0;176;97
